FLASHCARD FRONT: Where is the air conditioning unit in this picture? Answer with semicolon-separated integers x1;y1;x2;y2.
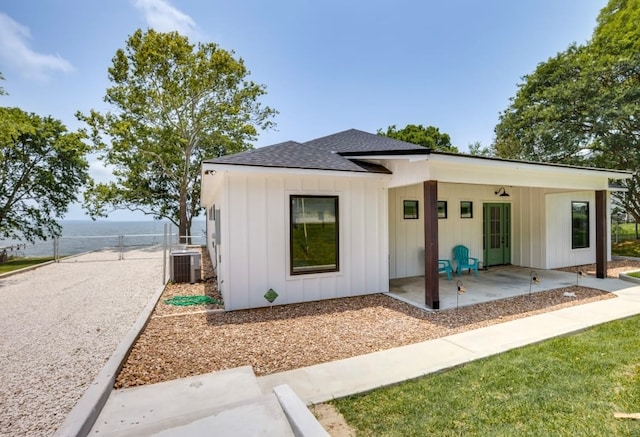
170;250;201;283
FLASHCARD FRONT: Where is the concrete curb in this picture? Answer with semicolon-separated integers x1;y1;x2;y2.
53;282;167;437
0;249;109;280
273;385;330;437
619;271;640;284
0;260;56;279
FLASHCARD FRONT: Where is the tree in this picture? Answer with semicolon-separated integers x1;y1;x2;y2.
0;72;6;96
493;0;640;220
378;124;458;153
0;107;90;241
468;141;493;157
78;29;277;241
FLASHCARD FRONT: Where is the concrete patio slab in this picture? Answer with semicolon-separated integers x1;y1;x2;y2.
388;266;631;309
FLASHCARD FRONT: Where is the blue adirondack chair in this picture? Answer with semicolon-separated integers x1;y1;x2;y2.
438;259;453;280
453;245;479;276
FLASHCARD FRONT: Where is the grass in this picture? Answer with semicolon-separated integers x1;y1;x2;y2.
333;315;640;436
0;257;54;274
612;239;640;257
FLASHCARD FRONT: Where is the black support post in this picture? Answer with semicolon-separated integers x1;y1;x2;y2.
424;180;439;309
595;190;607;279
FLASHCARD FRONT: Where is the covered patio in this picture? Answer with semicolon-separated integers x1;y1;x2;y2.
388;266;622;310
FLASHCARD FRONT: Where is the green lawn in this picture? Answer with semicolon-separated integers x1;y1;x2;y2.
333;315;640;436
0;257;54;274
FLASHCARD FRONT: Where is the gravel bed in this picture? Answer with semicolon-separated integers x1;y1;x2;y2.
115;259;640;389
0;248;164;437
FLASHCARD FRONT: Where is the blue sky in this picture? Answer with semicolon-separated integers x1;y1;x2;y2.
0;0;608;220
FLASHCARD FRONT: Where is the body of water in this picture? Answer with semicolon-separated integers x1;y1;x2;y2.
0;220;207;258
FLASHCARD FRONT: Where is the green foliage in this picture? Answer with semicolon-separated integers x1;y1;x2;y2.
493;0;640;220
612;239;640;257
378;124;458;152
0;72;5;96
334;315;640;436
77;29;277;238
467;140;493;157
0;107;90;241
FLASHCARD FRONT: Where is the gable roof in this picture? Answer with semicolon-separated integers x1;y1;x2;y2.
203;129;418;173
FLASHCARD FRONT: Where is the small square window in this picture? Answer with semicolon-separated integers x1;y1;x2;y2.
461;201;473;218
403;200;419;219
438;201;447;219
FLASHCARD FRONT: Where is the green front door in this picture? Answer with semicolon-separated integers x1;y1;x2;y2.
483;203;511;267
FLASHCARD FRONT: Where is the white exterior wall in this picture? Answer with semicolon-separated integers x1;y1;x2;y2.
208;170;388;310
389;182;496;279
388;184;424;278
512;187;546;269
545;191;598;269
389;183;607;276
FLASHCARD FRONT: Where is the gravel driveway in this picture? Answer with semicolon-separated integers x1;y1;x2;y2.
0;247;164;437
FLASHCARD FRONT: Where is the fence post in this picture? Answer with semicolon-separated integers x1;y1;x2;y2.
119;235;124;260
163;223;168;284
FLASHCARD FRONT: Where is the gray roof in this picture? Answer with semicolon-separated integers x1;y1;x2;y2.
302;129;424;153
204;129;421;173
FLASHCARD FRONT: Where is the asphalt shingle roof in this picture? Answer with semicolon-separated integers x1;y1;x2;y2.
302;129;424;153
204;129;422;173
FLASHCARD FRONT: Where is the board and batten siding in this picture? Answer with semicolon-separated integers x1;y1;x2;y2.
544;191;602;269
216;171;388;310
512;187;546;269
389;182;492;279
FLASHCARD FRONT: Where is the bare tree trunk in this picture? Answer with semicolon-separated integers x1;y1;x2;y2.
179;186;188;244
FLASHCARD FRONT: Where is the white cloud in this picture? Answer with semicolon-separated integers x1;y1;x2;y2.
0;13;73;81
89;158;117;185
133;0;200;38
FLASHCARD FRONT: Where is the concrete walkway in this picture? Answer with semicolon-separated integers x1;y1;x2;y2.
259;276;640;404
88;274;640;436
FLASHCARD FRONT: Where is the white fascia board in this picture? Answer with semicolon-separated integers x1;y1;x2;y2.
427;153;633;180
345;153;632;180
202;163;392;179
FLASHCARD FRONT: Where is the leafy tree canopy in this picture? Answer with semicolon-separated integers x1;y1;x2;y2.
77;29;277;239
493;0;640;220
378;124;458;153
0;107;90;241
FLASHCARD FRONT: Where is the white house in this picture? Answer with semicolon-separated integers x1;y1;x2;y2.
200;129;632;311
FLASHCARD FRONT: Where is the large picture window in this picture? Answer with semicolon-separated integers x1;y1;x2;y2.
571;201;590;249
290;195;339;274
